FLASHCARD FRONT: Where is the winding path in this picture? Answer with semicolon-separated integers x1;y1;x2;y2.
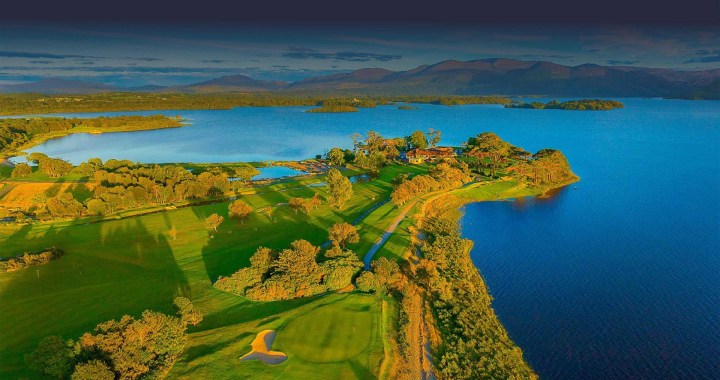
362;198;420;269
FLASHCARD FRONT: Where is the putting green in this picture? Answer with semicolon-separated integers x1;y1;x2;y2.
279;294;378;363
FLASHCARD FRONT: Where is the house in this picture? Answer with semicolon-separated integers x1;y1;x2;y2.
405;147;457;164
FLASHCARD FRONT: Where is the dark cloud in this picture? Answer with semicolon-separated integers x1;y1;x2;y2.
78;61;95;65
694;49;720;55
521;54;575;60
124;57;162;62
685;49;720;63
606;59;639;65
587;49;601;53
0;51;161;62
685;55;720;63
200;59;227;64
0;50;105;59
287;46;317;52
28;60;53;64
283;47;401;62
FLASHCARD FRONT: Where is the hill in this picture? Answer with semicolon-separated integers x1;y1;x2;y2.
168;74;288;93
287;59;720;98
2;59;718;98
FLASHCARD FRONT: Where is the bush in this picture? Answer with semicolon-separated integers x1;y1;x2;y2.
11;163;32;178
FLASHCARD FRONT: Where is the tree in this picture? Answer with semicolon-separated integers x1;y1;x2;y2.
326;147;345;166
428;128;442;147
173;297;203;326
76;310;186;380
350;132;363;153
26;335;74;378
355;271;379;293
11;163;32;178
86;198;108;215
328;222;359;248
325;168;353;209
304;193;322;213
72;360;114;380
38;157;73;178
205;213;224;232
409;130;428;149
47;193;84;218
228;200;252;223
233;165;260;182
288;197;305;214
466;132;512;176
26;152;49;164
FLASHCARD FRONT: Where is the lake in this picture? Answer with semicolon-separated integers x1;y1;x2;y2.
11;100;720;379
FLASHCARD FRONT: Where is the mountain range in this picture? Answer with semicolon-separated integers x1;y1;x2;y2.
2;58;718;99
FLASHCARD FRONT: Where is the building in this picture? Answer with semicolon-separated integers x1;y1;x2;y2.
405;147;457;164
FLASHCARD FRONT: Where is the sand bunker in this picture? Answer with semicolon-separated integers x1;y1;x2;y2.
239;330;287;365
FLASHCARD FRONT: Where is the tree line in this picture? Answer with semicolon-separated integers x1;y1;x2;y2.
214;223;364;300
391;161;472;205
1;115;181;158
0;93;512;116
465;132;578;187
414;196;538;379
0;248;63;272
506;99;624;110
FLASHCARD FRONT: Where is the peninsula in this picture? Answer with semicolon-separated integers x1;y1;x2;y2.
0;127;576;379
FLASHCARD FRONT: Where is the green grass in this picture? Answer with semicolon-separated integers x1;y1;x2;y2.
0;163;422;378
281;294;379;363
168;293;385;379
0;161;534;378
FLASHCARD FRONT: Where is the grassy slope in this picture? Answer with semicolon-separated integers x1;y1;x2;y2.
0;164;422;378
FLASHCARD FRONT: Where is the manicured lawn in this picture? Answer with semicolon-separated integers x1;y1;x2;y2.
280;294;379;363
0;164;420;378
171;293;387;379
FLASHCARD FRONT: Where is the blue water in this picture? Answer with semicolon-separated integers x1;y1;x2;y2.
14;100;720;378
255;166;307;180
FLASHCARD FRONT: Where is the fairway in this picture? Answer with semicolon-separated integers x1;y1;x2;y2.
0;165;418;378
280;295;377;363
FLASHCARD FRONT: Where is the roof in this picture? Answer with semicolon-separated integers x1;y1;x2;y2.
406;147;456;158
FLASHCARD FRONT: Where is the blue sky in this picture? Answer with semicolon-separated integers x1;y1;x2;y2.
1;23;718;87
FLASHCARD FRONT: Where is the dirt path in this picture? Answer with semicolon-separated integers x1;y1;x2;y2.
363;198;420;269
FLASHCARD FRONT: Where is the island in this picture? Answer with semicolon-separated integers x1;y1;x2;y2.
506;99;624;110
397;105;419;110
0;125;576;379
305;105;359;113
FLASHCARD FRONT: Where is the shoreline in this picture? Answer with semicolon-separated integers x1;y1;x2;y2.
409;177;579;377
1;118;186;160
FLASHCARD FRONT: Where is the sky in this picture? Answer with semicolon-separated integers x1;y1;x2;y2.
1;0;718;87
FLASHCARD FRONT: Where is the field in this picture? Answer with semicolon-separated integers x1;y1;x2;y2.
0;160;540;378
0;164;424;378
0;181;95;210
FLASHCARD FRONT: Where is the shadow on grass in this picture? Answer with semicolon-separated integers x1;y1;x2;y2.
44;179;66;198
0;215;191;376
184;331;254;363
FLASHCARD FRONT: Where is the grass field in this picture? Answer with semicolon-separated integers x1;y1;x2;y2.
170;293;387;379
0;161;541;378
0;164;422;378
0;181;95;210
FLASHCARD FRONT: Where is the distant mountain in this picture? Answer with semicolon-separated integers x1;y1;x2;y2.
287;58;720;99
167;75;288;93
0;78;117;94
2;59;718;98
